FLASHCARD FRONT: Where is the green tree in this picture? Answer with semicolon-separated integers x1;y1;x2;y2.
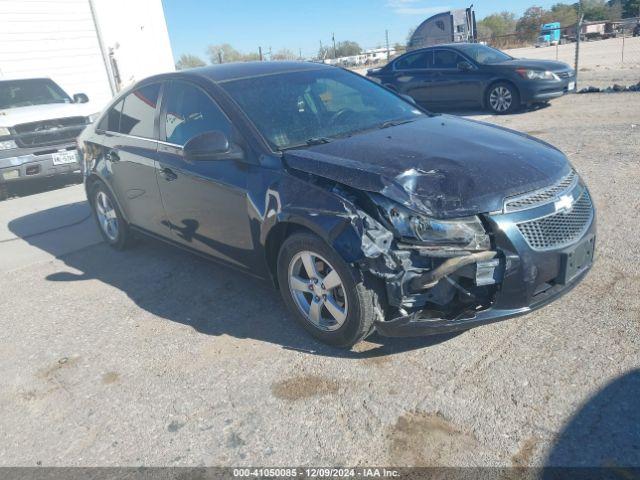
616;0;640;17
207;44;260;63
582;0;610;20
516;6;553;41
478;11;517;38
550;3;579;26
175;53;206;70
335;41;362;57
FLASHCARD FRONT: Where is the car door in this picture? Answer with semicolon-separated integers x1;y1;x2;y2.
387;50;434;104
95;83;166;234
156;80;256;271
429;49;486;106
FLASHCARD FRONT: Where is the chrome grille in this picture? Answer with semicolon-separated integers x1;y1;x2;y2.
557;71;574;79
505;170;578;213
14;117;87;148
517;190;593;251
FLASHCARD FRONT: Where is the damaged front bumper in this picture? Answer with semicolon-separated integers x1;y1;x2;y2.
364;183;596;338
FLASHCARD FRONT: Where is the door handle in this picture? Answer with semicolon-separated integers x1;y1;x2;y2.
105;150;120;162
161;167;178;182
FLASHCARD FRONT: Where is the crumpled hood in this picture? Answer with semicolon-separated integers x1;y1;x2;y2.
283;115;571;218
0;102;98;126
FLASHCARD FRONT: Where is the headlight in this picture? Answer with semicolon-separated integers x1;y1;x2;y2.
516;69;559;81
86;113;101;124
0;127;11;137
374;195;491;250
0;140;18;151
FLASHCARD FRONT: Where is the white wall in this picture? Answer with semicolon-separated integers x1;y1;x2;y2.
0;0;113;107
0;0;175;109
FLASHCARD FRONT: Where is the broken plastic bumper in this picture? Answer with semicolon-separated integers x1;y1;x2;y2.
375;263;591;337
374;183;596;338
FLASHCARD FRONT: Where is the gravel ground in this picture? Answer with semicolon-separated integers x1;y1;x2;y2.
0;92;638;468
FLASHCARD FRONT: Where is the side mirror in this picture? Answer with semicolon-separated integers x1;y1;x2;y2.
457;61;473;71
183;130;244;162
73;93;89;103
399;94;417;106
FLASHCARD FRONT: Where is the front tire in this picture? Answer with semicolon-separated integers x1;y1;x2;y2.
487;82;520;115
277;232;383;348
90;182;132;250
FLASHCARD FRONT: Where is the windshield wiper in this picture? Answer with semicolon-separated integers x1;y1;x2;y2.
379;118;416;129
304;137;332;145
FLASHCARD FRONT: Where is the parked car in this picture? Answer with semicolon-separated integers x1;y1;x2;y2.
0;78;99;200
367;43;576;114
79;62;595;347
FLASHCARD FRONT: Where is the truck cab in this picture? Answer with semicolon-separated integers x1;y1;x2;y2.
536;22;562;48
0;78;99;200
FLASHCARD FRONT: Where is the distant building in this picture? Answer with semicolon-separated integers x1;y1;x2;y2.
0;0;175;107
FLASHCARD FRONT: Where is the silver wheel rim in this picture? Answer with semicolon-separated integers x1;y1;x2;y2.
287;251;348;332
95;191;119;241
490;86;513;112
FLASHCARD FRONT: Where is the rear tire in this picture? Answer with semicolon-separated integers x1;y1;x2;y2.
277;232;384;348
486;82;520;115
0;183;8;201
89;181;132;250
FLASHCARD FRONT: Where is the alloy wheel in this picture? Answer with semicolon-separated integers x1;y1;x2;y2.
95;191;119;241
287;251;348;332
489;86;513;113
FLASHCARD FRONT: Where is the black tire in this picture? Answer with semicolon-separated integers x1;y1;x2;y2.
89;181;132;250
486;82;520;115
277;232;384;348
0;183;8;202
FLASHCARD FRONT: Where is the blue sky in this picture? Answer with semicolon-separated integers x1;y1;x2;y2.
162;0;557;62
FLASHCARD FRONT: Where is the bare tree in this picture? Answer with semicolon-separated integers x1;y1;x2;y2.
175;53;206;70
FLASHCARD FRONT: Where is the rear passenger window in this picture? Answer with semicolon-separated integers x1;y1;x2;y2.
433;50;465;69
119;84;161;138
98;99;124;132
395;51;432;70
163;81;231;146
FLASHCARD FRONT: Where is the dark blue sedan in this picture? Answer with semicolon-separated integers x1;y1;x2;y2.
367;43;576;114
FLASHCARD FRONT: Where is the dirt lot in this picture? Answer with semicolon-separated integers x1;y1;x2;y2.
0;92;638;468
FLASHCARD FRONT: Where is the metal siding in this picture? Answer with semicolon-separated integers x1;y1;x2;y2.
0;0;114;107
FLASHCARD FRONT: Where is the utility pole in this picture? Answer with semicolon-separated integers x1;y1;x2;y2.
269;46;272;61
574;13;584;90
299;48;302;60
332;33;337;59
385;29;390;61
218;51;223;64
259;46;263;61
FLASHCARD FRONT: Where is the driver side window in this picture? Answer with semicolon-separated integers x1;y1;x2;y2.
163;81;231;146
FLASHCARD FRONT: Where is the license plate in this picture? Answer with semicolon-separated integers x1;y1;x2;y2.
52;151;78;166
559;235;595;284
568;82;575;91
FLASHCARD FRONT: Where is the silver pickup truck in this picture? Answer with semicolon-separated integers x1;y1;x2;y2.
0;78;100;200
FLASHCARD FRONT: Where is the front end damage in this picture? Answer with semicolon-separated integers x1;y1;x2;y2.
327;176;595;337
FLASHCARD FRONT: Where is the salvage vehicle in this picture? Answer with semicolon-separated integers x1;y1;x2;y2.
367;43;576;114
78;62;596;347
0;78;99;200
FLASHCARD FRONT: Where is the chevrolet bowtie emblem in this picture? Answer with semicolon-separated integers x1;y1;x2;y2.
555;195;574;213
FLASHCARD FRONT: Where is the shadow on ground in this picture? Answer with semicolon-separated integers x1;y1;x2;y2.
543;369;640;477
1;174;82;201
8;203;459;358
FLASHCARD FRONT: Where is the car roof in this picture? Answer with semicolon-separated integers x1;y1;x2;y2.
166;61;333;84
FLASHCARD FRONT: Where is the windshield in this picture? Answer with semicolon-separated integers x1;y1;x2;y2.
220;68;424;150
456;44;513;65
0;79;71;109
